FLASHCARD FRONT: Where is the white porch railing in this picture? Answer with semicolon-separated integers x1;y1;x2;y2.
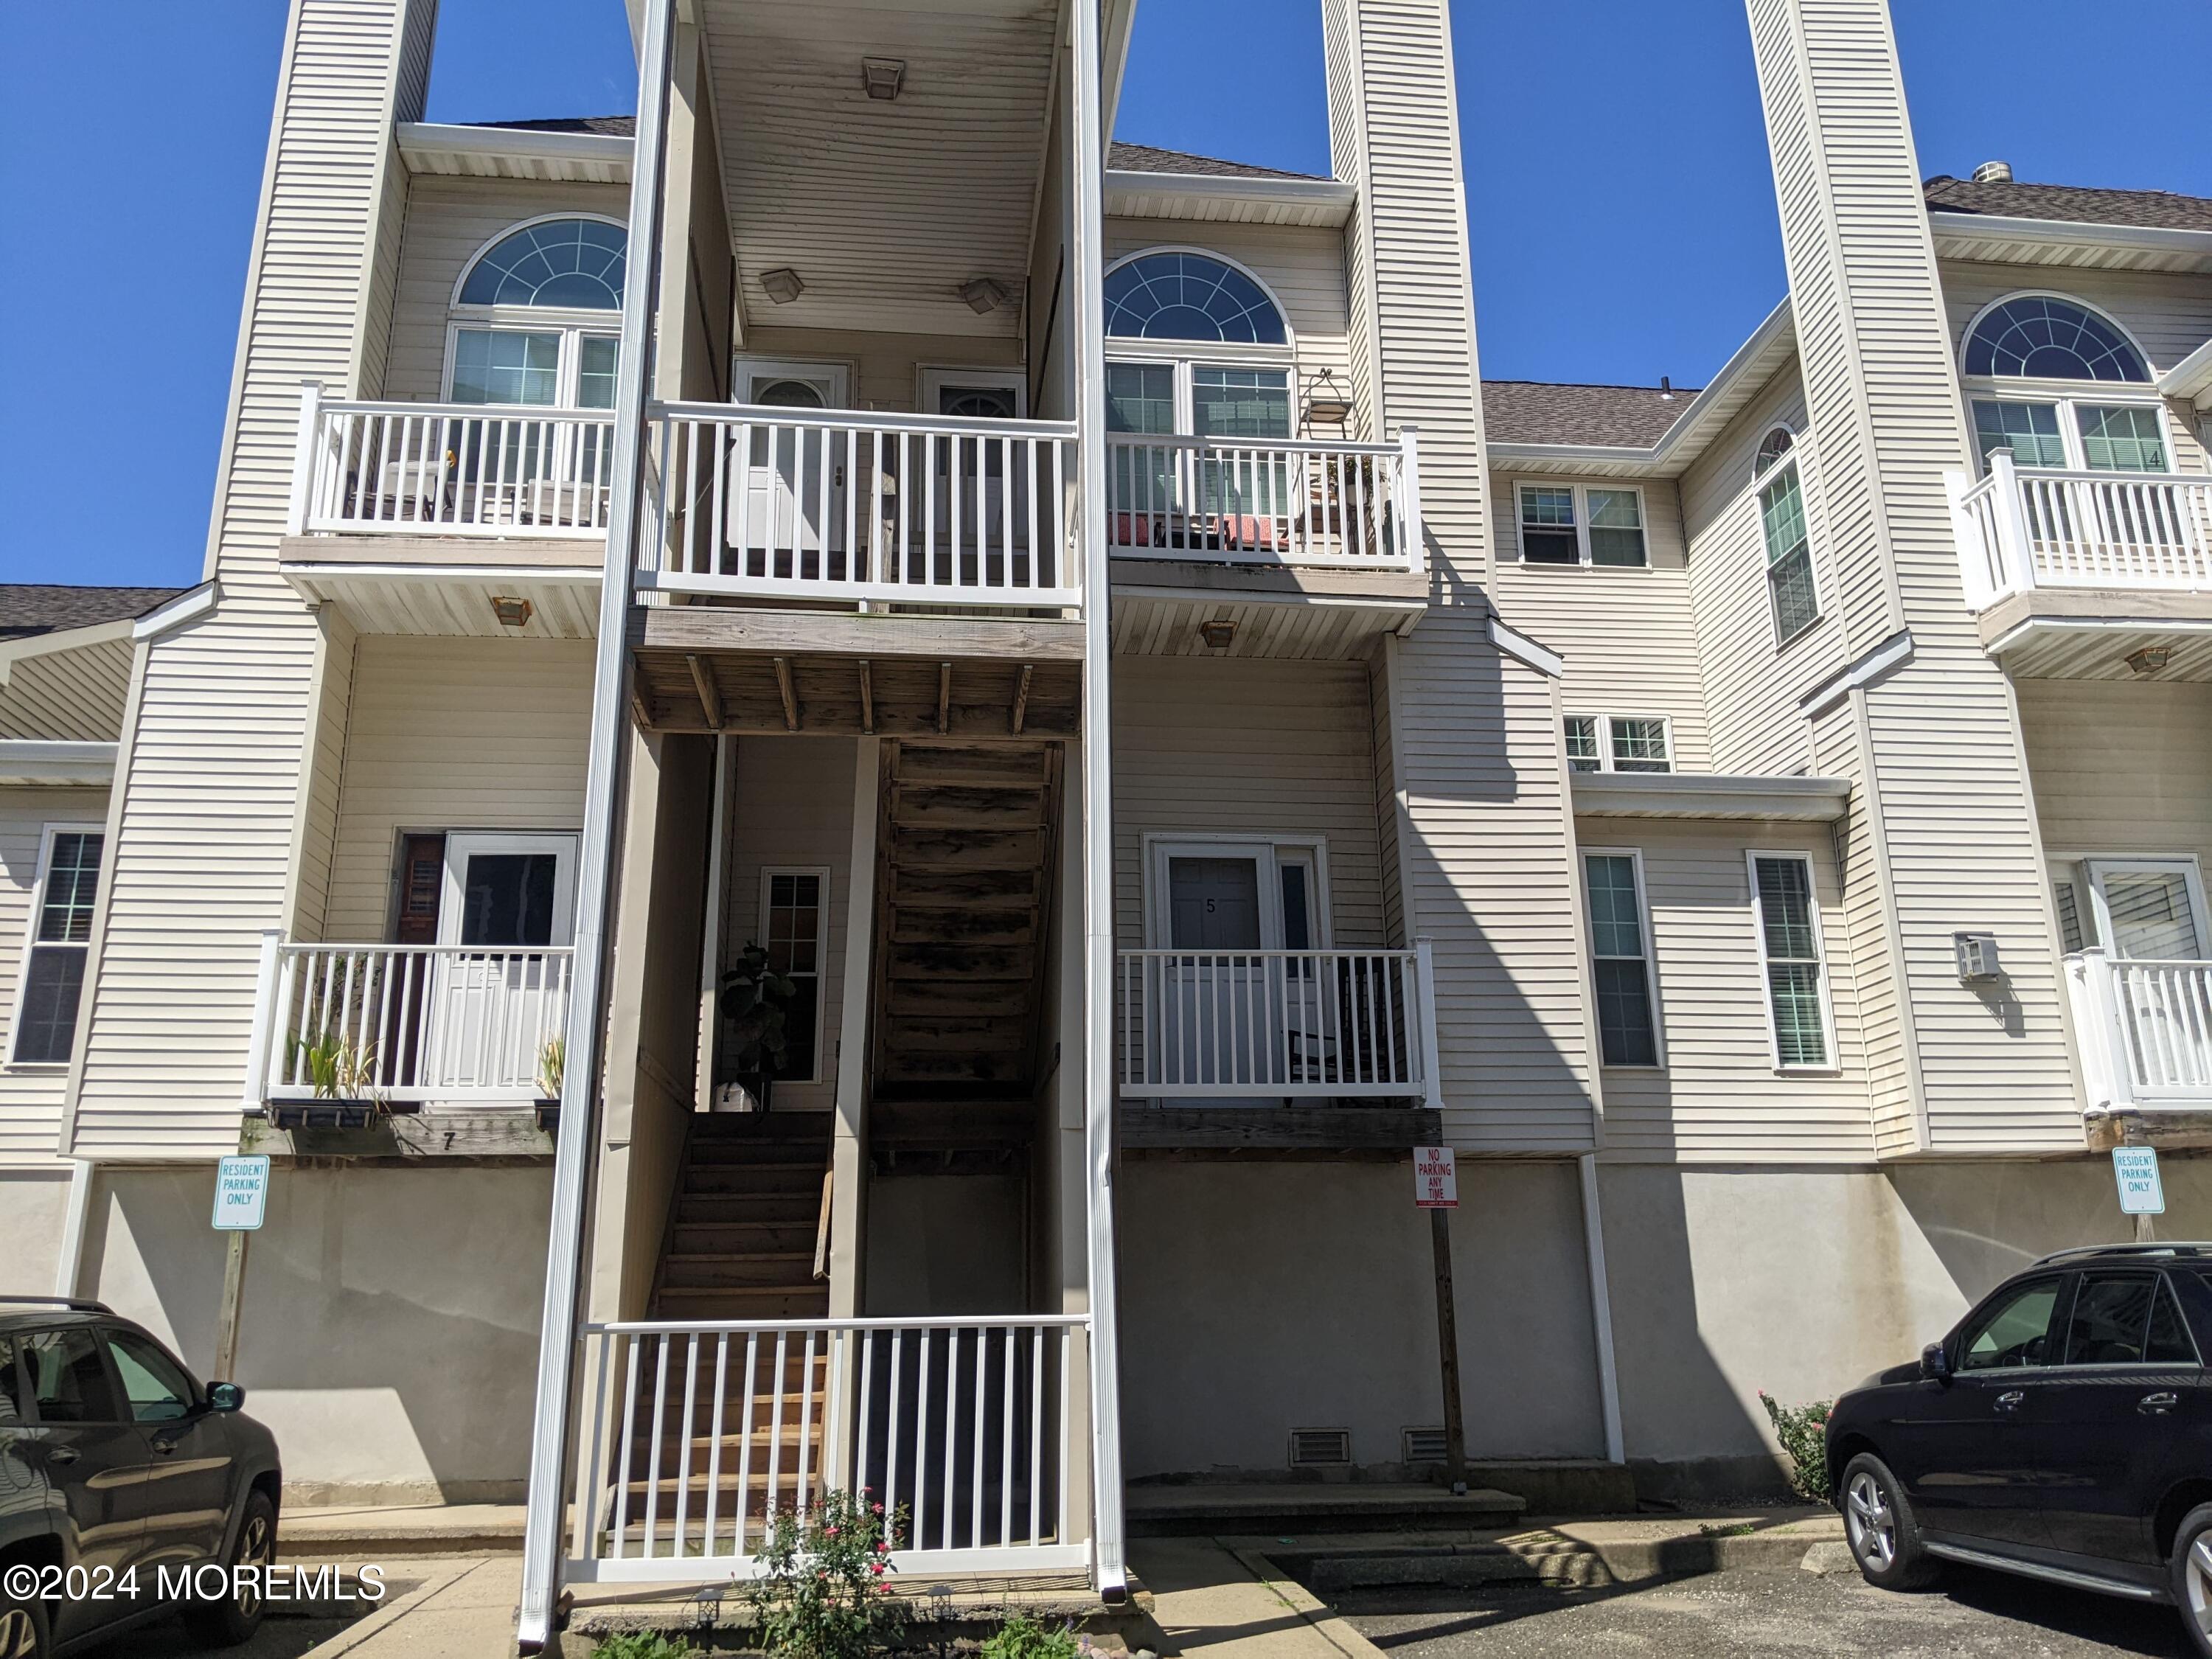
286;383;616;539
257;941;574;1104
639;401;1082;607
566;1316;1088;1585
1106;430;1421;571
2066;950;2212;1110
1117;943;1442;1105
1946;451;2212;611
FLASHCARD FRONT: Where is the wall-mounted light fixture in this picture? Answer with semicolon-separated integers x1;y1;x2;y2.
490;596;534;629
2126;644;2172;676
1197;619;1237;651
1302;368;1352;428
1953;931;2001;981
959;277;1009;315
761;267;806;305
861;58;906;100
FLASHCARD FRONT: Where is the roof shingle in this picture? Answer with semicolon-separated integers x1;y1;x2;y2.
1924;175;2212;234
465;115;636;137
1481;381;1697;450
1106;142;1326;182
0;585;186;642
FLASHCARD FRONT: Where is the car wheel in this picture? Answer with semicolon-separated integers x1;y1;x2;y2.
0;1582;50;1659
180;1489;276;1647
1839;1452;1938;1590
2169;1502;2212;1658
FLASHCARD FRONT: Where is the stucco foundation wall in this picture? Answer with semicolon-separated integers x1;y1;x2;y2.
0;1169;72;1293
1117;1160;1604;1477
1599;1156;2212;1496
80;1161;552;1505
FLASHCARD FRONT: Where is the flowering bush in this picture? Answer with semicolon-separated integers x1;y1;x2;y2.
745;1489;908;1659
1758;1391;1832;1502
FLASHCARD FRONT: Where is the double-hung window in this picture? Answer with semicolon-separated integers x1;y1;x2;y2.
759;869;829;1085
1963;295;2168;476
10;827;103;1065
1753;429;1821;645
1515;483;1647;566
1583;852;1660;1066
1565;716;1672;774
1748;852;1833;1071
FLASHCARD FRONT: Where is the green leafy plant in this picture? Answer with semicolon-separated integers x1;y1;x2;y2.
537;1034;566;1099
288;1028;380;1103
1759;1391;1832;1502
979;1613;1085;1659
589;1633;698;1659
1697;1520;1756;1538
720;941;798;1099
743;1488;907;1659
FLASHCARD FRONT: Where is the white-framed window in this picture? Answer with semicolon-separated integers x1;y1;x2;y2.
759;867;830;1085
1753;428;1821;646
918;367;1026;421
1961;293;2168;476
733;356;854;411
1514;482;1648;567
445;215;627;414
1565;715;1672;774
8;825;104;1067
1582;849;1661;1067
2051;855;2208;961
1104;248;1295;441
1747;852;1836;1071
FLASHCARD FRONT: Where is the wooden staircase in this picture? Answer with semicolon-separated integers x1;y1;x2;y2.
650;1112;832;1322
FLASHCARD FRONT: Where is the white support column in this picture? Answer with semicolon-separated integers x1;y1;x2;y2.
1577;1153;1626;1465
1069;0;1127;1602
830;737;881;1318
695;734;734;1109
1416;937;1444;1111
52;1160;95;1299
285;381;321;537
515;0;678;1647
240;929;282;1110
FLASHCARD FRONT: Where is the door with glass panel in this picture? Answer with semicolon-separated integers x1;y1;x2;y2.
728;364;852;580
2087;860;2212;1093
1149;843;1323;1100
428;834;578;1095
920;372;1028;580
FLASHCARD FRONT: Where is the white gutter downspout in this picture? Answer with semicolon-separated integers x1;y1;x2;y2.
1071;0;1127;1604
1577;1154;1626;1464
53;1160;95;1298
514;0;676;1647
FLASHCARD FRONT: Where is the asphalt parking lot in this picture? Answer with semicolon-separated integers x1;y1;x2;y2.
1330;1561;2193;1658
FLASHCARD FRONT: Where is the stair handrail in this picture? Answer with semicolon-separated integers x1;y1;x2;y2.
812;1167;833;1284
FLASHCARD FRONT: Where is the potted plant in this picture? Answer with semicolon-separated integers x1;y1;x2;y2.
284;1026;383;1128
536;1035;565;1105
717;942;797;1112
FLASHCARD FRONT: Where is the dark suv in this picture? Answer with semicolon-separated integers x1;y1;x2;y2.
0;1298;282;1657
1826;1243;2212;1655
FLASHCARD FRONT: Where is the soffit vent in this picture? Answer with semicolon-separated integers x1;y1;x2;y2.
1402;1426;1448;1465
1289;1427;1352;1467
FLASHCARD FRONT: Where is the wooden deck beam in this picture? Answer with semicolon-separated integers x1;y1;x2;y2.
633;605;1085;662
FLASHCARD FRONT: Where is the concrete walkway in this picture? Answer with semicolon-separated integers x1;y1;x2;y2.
296;1557;521;1659
1132;1537;1386;1658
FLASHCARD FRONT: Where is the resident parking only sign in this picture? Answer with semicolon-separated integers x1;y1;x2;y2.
212;1155;270;1231
1414;1145;1458;1209
2113;1147;2166;1217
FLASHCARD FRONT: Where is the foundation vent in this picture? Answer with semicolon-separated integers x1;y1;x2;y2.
1289;1427;1352;1468
1401;1427;1448;1465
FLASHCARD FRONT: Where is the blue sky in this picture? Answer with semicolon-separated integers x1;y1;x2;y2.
5;0;2211;590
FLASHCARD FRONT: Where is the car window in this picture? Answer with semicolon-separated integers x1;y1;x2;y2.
2062;1273;2198;1366
20;1327;122;1425
103;1330;196;1423
0;1335;21;1425
1959;1277;2061;1371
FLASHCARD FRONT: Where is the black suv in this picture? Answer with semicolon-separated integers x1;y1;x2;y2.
1826;1243;2212;1654
0;1298;282;1657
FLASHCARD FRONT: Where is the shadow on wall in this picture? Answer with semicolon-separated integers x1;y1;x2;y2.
82;1162;554;1502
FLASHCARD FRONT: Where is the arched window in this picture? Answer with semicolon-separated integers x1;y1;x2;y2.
458;218;626;310
1754;425;1795;473
1960;295;2168;476
1751;426;1819;646
447;218;626;413
1104;251;1287;344
1964;296;2147;383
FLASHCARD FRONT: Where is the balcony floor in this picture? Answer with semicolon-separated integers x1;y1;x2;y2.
1981;584;2212;678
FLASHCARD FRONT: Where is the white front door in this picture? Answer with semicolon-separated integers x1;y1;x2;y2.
429;834;578;1093
921;371;1029;566
733;361;852;570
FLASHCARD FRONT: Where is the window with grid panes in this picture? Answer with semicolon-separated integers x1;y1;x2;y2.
1758;463;1820;644
1751;855;1829;1068
761;870;826;1082
1609;718;1670;773
1584;855;1659;1066
1518;486;1579;563
1565;716;1601;773
12;831;102;1065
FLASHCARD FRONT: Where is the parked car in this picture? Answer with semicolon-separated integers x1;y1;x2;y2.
0;1297;282;1657
1826;1242;2212;1655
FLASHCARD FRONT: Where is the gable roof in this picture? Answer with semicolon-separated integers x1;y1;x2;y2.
1482;380;1699;450
1925;175;2212;234
0;585;186;643
467;114;637;137
1107;142;1325;182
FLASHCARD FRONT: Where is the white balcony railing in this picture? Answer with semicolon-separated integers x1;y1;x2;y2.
1117;943;1441;1104
566;1316;1089;1585
1947;451;2212;611
1106;430;1422;571
287;384;616;540
639;402;1082;608
2066;950;2212;1110
251;939;574;1105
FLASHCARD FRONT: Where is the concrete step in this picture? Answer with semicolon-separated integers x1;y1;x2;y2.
1125;1481;1526;1537
279;1502;528;1559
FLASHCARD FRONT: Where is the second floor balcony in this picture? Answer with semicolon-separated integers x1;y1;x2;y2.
2067;948;2212;1114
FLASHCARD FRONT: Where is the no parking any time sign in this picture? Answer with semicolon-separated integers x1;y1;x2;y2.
1414;1145;1458;1209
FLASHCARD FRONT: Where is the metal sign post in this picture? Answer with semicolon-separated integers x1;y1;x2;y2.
2115;1144;2164;1243
210;1154;269;1383
1415;1146;1467;1490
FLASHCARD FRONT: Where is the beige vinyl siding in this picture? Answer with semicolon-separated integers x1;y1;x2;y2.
1683;365;1843;776
321;636;594;942
1939;260;2212;475
285;606;360;942
1103;220;1354;414
1368;658;1403;946
0;787;108;1167
2017;680;2212;878
0;639;135;742
1582;818;1871;1163
1321;0;1381;439
358;139;410;398
739;330;1025;414
1493;474;1712;771
381;175;631;402
70;0;433;1159
723;737;860;1114
1112;657;1385;951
